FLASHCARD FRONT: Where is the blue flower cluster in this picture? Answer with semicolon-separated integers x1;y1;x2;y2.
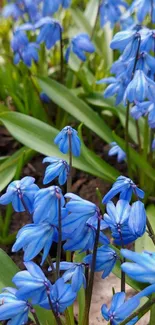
0;125;155;324
3;0;95;68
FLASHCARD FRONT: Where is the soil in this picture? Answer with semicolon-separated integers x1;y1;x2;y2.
0;126;149;324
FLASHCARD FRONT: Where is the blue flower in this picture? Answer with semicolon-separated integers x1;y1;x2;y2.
63;193;100;234
110;29;141;52
2;3;22;20
102;200;138;245
99;0;128;28
54;126;81;157
152;139;155;150
12;261;51;304
40;278;76;313
97;75;129;105
43;157;69;185
12;222;57;265
140;29;155;52
0;176;39;213
129;0;155;23
11;31;39;67
102;176;144;204
121;249;155;284
128;201;146;238
66;33;95;62
84;245;118;279
50;262;86;292
33;185;65;224
148;102;155;129
61;0;71;8
43;0;71;16
40;92;51;103
0;287;29;324
43;0;60;16
35;17;62;50
124;70;155;104
108;142;126;162
130;101;149;120
101;292;139;325
63;222;109;252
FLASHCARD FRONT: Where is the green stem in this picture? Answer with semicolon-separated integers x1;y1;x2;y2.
56;198;62;279
31;310;41;325
125;102;132;178
119;298;155;325
91;0;101;39
60;29;64;84
82;218;101;325
141;117;149;187
135;120;141;152
146;217;155;245
66;132;73;263
47;291;63;325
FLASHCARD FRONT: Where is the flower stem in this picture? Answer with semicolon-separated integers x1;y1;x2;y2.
67;132;72;194
119;298;155;325
82;218;101;325
91;0;101;39
66;132;73;263
31;310;41;325
47;291;63;325
20;195;33;221
135;120;141;152
146;217;155;245
56;198;62;279
60;29;64;84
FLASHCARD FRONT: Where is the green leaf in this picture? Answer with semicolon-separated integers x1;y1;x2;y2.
136;205;155;252
85;92;144;145
0;249;54;325
0;147;35;191
0;111;113;181
84;0;99;27
113;132;155;181
0;248;19;290
38;77;114;144
78;123;119;182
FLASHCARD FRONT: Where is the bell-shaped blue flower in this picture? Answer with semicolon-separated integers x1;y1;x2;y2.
152;139;155;150
108;142;126;162
11;31;39;67
43;157;69;185
128;201;146;238
129;0;155;23
40;278;76;313
35;17;62;50
97;75;129;105
124;70;155;104
121;249;155;284
50;262;86;292
12;222;57;265
0;176;39;213
102;176;145;204
84;245;118;279
63;193;100;234
40;92;51;103
130;101;149;120
101;292;139;325
66;33;95;62
43;0;71;16
54;126;81;157
0;287;29;324
99;0;128;28
63;221;109;252
12;262;51;304
2;3;22;20
33;185;65;224
103;200;137;245
110;29;140;52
